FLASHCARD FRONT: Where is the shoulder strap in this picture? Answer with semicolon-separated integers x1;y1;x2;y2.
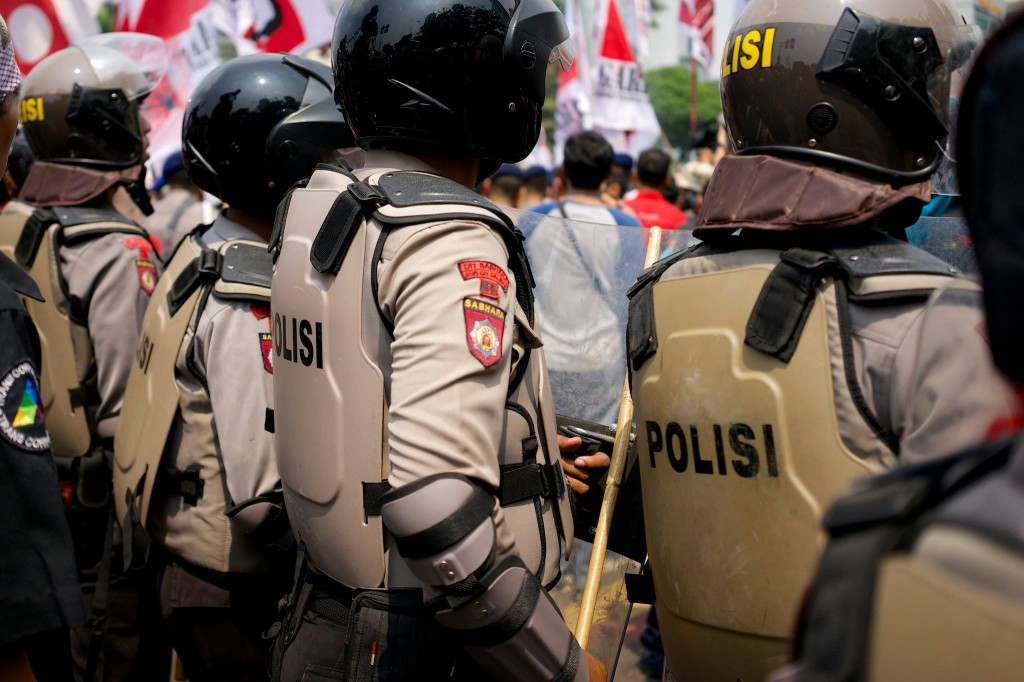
167;239;272;315
795;437;1014;682
308;169;535;324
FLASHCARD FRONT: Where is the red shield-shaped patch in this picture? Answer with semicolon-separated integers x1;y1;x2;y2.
463;298;505;368
259;332;274;374
136;259;157;295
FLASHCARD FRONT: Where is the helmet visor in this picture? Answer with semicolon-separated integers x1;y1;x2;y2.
549;36;577;73
75;32;167;100
932;23;983;196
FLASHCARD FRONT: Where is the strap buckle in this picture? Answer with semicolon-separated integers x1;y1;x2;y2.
162;465;205;506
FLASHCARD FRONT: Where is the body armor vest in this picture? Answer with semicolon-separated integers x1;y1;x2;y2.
271;166;572;589
0;202;148;458
789;431;1024;682
114;233;274;573
627;234;963;681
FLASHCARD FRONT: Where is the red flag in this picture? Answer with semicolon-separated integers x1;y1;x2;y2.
679;0;714;66
591;0;661;158
1;0;99;72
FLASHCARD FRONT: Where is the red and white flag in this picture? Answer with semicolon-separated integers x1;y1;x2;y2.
554;0;591;167
0;0;101;72
679;0;714;67
590;0;661;159
3;0;333;173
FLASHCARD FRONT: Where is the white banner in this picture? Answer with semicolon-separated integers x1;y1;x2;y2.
591;0;661;158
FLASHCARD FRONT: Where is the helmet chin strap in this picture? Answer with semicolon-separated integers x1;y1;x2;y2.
125;163;154;216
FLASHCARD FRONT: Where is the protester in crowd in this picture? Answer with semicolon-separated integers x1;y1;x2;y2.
479;163;524;209
520;165;552;210
625;148;692;231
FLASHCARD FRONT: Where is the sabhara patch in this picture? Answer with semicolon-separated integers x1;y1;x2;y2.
259;332;274;374
0;362;51;452
459;260;509;300
464;298;506;368
136;259;157;295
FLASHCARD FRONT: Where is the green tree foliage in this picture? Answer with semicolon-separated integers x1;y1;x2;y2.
645;66;722;151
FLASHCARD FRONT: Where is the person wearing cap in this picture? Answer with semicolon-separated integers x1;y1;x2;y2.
0;32;171;680
520;165;552;210
480;163;525;209
144;153;205;258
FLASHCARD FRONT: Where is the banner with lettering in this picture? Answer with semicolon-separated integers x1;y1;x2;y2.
590;0;661;159
554;0;591;167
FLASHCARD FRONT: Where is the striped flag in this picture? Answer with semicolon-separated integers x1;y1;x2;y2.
679;0;714;67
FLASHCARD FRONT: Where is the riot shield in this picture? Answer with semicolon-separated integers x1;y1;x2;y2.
906;216;979;277
509;207;654;673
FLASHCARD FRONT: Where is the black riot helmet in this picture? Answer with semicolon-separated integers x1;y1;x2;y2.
958;14;1024;386
333;0;575;166
183;53;354;223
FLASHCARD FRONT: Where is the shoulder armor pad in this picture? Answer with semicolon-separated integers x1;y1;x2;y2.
213;240;273;302
52;206;137;230
830;235;960;279
167;238;271;315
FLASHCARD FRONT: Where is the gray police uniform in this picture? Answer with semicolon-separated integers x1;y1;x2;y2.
270;151;584;681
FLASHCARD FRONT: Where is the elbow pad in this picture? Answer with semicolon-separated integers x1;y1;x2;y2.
381;474;586;681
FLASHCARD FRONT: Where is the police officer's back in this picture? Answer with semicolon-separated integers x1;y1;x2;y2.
270;0;606;680
627;1;1021;679
113;53;354;682
0;32;169;681
776;17;1024;679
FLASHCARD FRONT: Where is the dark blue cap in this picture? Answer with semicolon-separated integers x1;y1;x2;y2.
613;153;634;172
491;163;524;180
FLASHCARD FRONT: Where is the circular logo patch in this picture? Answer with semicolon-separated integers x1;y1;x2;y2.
0;361;51;452
471;320;499;359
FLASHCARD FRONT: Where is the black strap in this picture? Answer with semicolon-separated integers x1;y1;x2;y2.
264;407;275;434
554;635;583;682
745;248;837;363
363;460;563;517
499;462;565;505
167;248;222;315
83;508;115;682
455;564;541;648
68;383;101;410
161;465;205;506
362;480;393;517
393;487;495;560
310;181;382;275
15;209;53;268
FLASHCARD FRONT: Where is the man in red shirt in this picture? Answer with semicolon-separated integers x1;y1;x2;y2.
625;148;692;230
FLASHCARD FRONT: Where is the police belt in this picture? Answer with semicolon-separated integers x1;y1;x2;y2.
361;460;566;518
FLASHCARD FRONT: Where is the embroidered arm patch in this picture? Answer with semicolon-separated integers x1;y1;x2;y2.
0;362;51;452
459;260;509;300
464;297;506;368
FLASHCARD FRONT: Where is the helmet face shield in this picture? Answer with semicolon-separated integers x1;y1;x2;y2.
505;0;575;100
76;33;166;101
931;23;983;195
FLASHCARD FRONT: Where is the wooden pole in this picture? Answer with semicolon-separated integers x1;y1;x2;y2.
575;226;663;649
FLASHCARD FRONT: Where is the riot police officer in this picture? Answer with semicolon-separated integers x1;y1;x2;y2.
0;33;168;681
775;15;1024;680
113;53;354;681
270;0;606;680
0;14;85;681
626;1;1021;679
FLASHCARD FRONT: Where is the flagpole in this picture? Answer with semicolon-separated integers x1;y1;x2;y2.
689;36;699;136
